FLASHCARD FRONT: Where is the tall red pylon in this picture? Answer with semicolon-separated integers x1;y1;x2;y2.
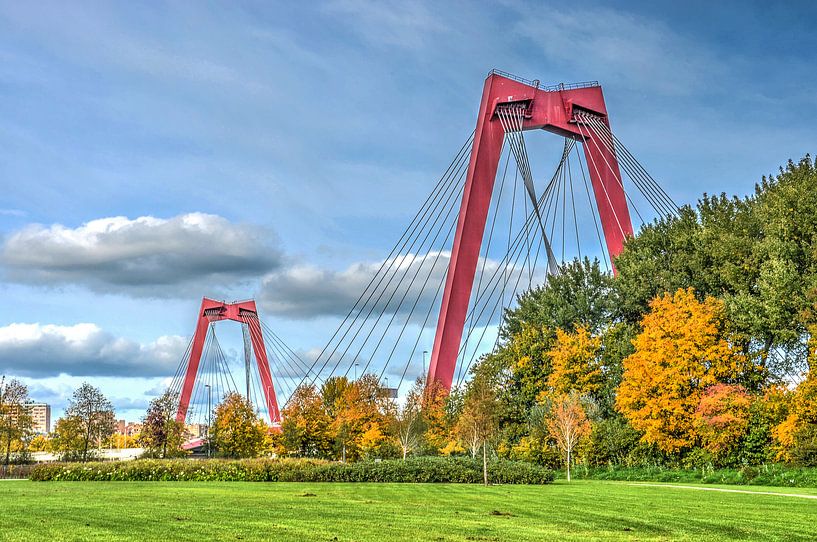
428;71;634;391
176;298;280;425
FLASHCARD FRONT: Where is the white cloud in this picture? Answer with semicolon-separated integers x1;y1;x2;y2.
258;250;514;321
0;213;281;295
0;322;187;378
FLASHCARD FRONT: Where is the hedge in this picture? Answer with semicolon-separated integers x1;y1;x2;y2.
29;457;555;484
571;464;817;488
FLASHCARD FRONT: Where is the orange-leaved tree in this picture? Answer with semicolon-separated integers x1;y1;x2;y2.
616;288;758;454
546;325;603;399
544;391;591;482
694;383;752;463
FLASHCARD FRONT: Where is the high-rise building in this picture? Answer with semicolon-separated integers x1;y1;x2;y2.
28;403;51;434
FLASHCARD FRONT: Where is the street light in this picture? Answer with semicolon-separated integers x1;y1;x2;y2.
354;361;360;380
423;350;428;377
205;384;212;458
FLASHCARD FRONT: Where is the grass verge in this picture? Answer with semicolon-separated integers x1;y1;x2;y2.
1;479;815;541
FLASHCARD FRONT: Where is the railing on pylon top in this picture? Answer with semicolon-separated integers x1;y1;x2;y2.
487;69;599;92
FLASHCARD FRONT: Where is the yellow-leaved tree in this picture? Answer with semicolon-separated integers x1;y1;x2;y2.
546;325;603;399
210;392;268;459
616;288;757;454
774;332;817;463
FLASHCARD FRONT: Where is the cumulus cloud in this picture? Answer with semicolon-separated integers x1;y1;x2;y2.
0;322;187;378
258;250;513;321
0;213;281;296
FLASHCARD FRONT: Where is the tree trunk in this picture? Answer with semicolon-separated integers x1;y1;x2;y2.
566;447;571;482
4;434;11;466
402;446;407;460
482;442;488;486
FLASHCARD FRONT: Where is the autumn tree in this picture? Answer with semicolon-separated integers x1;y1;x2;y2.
281;384;332;457
210;392;268;458
51;415;85;461
546;325;603;399
0;378;33;465
393;378;425;459
694;384;752;464
457;373;499;485
421;377;452;454
774;341;817;464
64;383;116;462
139;390;186;458
330;374;392;461
616;288;758;454
544;391;591;481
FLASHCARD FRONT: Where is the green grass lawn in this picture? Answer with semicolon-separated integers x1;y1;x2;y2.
1;480;815;541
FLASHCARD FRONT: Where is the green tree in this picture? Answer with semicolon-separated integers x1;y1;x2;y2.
281;384;332;458
210;392;267;458
0;378;33;465
64;383;116;462
394;378;425;459
457;372;499;485
502;258;617;339
139;390;186;458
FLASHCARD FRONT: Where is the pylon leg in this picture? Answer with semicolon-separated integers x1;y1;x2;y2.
247;318;281;424
176;300;210;423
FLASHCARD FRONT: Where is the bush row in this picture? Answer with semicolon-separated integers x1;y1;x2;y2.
29;457;555;484
570;464;817;488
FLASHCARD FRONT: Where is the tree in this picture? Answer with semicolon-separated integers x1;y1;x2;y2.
457;373;499;485
774;349;817;464
544;391;591;482
139;390;186;458
615;156;817;379
694;384;752;465
420;377;452;455
281;384;332;458
616;288;759;454
502;258;618;339
210;392;267;458
0;378;33;465
394;378;425;459
546;326;603;399
51;415;86;461
328;374;391;461
64;383;116;462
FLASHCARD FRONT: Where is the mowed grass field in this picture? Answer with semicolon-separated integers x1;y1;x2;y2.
1;480;815;541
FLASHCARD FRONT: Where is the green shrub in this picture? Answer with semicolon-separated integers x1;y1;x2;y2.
29;457;554;484
570;464;817;488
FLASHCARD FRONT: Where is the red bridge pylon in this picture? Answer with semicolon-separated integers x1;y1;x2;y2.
428;71;634;391
176;298;280;425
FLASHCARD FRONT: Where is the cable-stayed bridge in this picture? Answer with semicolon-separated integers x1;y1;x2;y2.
168;70;678;427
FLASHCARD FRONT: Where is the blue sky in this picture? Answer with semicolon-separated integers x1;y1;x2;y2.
1;0;816;422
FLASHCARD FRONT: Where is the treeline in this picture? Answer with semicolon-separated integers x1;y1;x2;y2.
469;154;817;470
278;155;817;473
6;156;817;476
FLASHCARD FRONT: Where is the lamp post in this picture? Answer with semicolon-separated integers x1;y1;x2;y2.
422;350;428;378
205;384;212;458
354;362;360;381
